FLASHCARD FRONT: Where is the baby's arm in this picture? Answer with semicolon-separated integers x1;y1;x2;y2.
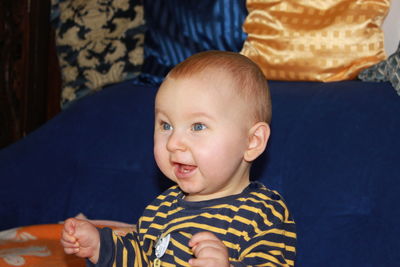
234;218;296;266
189;232;231;267
61;218;100;264
189;225;296;267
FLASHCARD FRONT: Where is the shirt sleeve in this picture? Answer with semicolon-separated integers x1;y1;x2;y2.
86;227;149;267
232;196;297;266
233;221;296;266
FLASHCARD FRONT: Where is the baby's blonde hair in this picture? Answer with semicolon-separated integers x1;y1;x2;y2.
166;51;272;124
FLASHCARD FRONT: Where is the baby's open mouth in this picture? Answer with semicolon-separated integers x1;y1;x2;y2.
174;163;197;177
178;164;196;173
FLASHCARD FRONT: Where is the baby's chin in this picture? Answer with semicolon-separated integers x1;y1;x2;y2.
174;182;206;200
181;186;232;202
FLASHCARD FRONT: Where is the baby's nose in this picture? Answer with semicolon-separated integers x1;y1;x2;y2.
166;130;187;152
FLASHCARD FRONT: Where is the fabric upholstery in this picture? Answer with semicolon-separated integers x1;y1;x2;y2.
358;41;400;95
241;0;389;82
139;0;248;84
51;0;145;108
1;80;400;266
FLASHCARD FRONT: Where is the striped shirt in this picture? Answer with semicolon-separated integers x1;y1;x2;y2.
92;181;296;266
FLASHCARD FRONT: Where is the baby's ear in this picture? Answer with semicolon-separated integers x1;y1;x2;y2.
244;122;270;162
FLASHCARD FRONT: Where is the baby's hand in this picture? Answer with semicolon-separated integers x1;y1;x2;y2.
60;218;100;263
188;232;231;267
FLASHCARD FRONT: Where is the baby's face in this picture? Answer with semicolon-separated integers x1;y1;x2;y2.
154;71;254;201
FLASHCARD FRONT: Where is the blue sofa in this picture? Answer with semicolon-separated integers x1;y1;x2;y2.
1;79;400;266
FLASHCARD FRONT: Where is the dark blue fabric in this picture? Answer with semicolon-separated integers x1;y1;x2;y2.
1;80;400;266
0;81;164;227
138;0;248;84
256;81;400;265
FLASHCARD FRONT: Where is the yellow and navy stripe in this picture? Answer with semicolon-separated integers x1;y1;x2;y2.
92;181;296;266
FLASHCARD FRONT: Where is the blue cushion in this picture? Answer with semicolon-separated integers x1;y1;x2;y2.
138;0;248;84
256;81;400;265
0;81;163;227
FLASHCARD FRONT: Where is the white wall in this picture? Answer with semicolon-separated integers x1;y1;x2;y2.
383;0;400;55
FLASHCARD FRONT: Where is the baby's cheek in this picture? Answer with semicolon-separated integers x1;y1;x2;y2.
199;149;227;172
153;144;166;168
204;145;243;172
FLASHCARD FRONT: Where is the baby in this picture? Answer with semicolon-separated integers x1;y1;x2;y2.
61;51;296;266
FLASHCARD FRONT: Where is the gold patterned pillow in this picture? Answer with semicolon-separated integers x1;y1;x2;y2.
241;0;389;82
51;0;145;108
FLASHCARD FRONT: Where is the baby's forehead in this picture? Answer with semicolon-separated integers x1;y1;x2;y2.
160;72;240;101
181;67;238;88
163;75;240;103
156;75;260;126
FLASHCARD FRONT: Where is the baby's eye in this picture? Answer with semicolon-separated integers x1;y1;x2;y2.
192;123;207;131
161;122;173;131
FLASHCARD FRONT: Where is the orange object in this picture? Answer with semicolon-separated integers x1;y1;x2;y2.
241;0;390;81
0;224;85;267
0;223;135;267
